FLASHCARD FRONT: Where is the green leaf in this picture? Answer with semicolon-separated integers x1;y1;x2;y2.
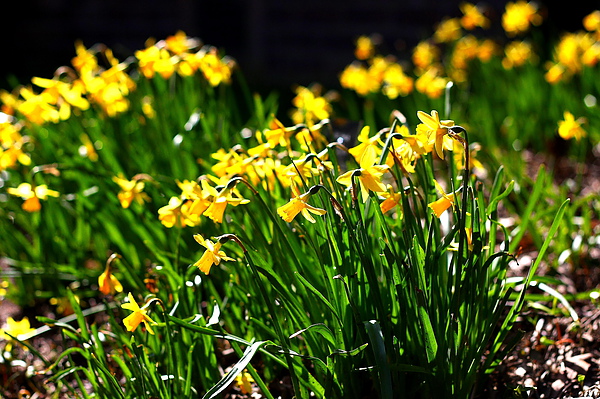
202;341;267;399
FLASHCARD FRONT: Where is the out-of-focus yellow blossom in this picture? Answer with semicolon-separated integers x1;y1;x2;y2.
193;234;235;274
453;141;486;175
141;96;156;119
72;41;98;73
135;46;176;79
558;111;587;141
382;63;414;99
428;179;457;218
295;124;329;153
416;110;455;160
583;10;600;36
412;41;440;71
0;280;8;298
17;88;60;124
112;175;150;209
0;317;36;351
0;90;20;115
367;56;394;87
460;2;490;30
340;63;380;96
79;133;98;162
379;184;403;215
355;36;375;60
262;118;296;148
158;196;201;228
434;18;462;43
0;122;31;171
121;292;157;335
337;149;389;202
164;30;200;55
502;41;536;69
544;62;566;84
98;263;123;295
291;85;332;126
451;35;480;70
582;42;600;67
278;184;327;223
198;47;234;86
235;370;255;395
477;39;499;62
211;148;252;178
32;77;89;111
556;32;596;73
415;67;449;99
7;182;59;212
203;184;250;224
502;1;543;37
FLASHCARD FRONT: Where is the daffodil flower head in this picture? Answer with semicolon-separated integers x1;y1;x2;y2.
193;234;236;274
121;293;158;335
0;316;36;351
337;149;389;202
428;179;457;218
113;174;150;209
277;184;327;223
558;111;587;141
98;254;124;295
7;182;59;212
416;110;455;159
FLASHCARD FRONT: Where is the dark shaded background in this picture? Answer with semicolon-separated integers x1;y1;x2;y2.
1;0;598;92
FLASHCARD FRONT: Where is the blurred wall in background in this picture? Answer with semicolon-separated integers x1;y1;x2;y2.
1;0;596;91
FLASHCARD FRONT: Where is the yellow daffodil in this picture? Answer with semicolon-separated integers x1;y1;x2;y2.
290;85;332;126
379;184;403;215
203;184;250;224
583;10;600;33
340;63;380;96
98;263;123;296
193;234;236;274
434;18;462;43
416;110;455;160
158;196;201;228
7;182;59;212
164;30;199;55
235;370;255;395
197;47;234;86
337;149;389;202
277;185;327;223
0;316;36;349
121;293;157;334
348;126;382;164
477;39;499;62
414;67;449;99
382;63;414;99
428;179;457;218
112;175;150;209
502;1;543;37
558;111;587;141
502;41;536;69
355;36;375;60
412;41;440;72
460;2;490;30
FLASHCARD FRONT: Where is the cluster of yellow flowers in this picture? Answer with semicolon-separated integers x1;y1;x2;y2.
0;118;31;172
340;1;553;96
545;12;600;83
340;47;414;99
1;42;134;124
0;31;234;128
135;30;235;86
